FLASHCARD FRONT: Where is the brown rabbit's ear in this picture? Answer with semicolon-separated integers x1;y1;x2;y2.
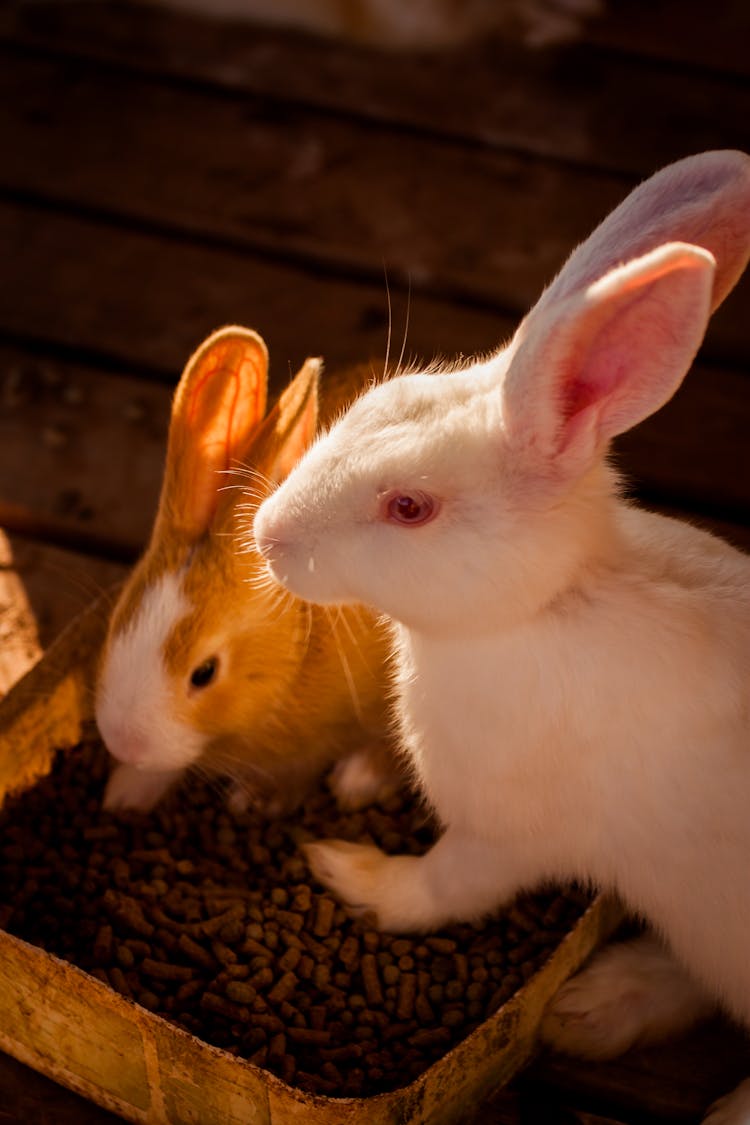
253;356;321;485
156;326;269;543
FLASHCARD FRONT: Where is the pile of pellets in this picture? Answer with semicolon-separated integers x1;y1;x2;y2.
0;740;590;1098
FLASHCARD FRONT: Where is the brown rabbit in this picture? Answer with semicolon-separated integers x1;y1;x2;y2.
95;326;398;814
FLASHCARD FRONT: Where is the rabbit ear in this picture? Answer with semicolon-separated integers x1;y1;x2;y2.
156;326;269;543
537;150;750;318
252;356;321;486
501;242;716;477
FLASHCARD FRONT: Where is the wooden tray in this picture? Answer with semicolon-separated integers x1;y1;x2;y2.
0;593;624;1123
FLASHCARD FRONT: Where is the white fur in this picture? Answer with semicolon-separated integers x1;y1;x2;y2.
328;744;400;809
254;151;750;1123
96;571;206;781
104;763;181;812
541;934;716;1059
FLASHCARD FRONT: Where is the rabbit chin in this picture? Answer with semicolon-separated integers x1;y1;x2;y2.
262;551;352;607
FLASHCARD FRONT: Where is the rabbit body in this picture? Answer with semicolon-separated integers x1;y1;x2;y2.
396;501;750;1014
253;151;750;1120
96;329;396;815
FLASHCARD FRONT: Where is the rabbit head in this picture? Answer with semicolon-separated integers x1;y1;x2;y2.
254;151;750;636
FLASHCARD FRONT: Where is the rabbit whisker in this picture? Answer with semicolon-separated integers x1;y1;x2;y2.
324;605;363;724
394;275;412;379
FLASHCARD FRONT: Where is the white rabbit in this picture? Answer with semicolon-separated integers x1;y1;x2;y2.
253;150;750;1121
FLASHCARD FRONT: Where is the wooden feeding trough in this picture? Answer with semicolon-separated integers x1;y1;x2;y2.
0;594;623;1123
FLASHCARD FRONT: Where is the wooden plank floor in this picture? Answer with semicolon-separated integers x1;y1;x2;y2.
0;1;749;1121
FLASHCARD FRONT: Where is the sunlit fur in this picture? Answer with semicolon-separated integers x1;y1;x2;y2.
254;357;618;634
95;334;397;814
254;152;750;1124
98;499;391;808
96;568;204;771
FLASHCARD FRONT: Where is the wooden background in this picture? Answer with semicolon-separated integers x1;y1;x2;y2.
0;1;749;1121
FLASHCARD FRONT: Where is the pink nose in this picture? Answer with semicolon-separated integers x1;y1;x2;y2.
102;726;150;767
253;509;283;560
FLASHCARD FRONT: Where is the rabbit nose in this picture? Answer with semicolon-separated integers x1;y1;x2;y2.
103;726;150;768
253;507;284;559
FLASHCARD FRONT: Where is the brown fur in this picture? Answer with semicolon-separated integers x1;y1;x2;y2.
98;327;396;812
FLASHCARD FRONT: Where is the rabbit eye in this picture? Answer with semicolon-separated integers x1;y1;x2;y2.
190;656;219;690
384;491;437;527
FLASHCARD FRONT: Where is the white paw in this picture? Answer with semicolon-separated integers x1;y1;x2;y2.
304;839;424;931
704;1079;750;1125
304;839;389;922
103;763;180;812
541;969;646;1060
328;746;400;811
541;937;711;1060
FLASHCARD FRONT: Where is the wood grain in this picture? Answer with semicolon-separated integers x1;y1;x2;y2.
3;3;750;178
0;32;748;367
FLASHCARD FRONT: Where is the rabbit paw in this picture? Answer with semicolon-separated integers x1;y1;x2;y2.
103;763;179;812
304;840;390;923
226;782;253;816
328;746;400;811
541;967;648;1060
304;839;430;931
703;1080;750;1125
541;937;711;1060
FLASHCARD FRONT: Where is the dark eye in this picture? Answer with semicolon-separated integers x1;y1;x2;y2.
384;491;438;526
190;657;219;690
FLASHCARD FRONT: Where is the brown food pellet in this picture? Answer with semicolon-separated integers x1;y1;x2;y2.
296;954;314;981
313;896;336;938
250;966;274;990
142;958;195;982
267;971;298;1005
425;936;456;955
201;905;244;937
396;973;417;1021
241;936;269;959
0;739;589;1100
200;992;250;1022
225;981;257;1005
414;993;434;1023
339;934;360;971
103;890;155;938
92;924;113;962
360;953;384;1007
125;938;151;960
276;910;304;934
107;966;132;998
175;978;204;1005
287;1027;331;1046
278;946;301;973
211;939;238;965
177;932;217;972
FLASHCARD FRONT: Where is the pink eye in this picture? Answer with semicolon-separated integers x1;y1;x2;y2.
383;490;438;526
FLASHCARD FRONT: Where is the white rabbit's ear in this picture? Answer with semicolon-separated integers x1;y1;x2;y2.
156;326;269;543
537;150;750;318
501;242;716;477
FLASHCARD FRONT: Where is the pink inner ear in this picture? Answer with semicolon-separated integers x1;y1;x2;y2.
561;321;634;441
189;346;265;474
548;247;715;461
165;332;269;541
